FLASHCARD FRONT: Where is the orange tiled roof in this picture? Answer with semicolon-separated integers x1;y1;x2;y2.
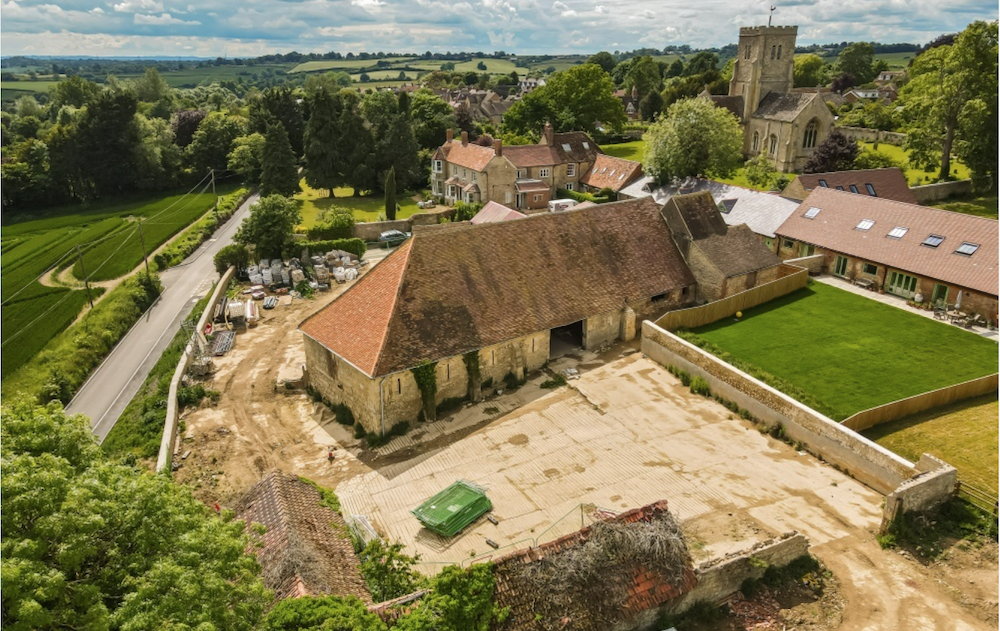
470;201;526;224
580;154;644;192
504;143;561;167
441;139;497;172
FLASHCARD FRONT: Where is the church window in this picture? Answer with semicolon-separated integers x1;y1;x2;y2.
745;45;751;59
752;131;760;152
771;45;776;60
777;45;782;59
803;120;818;148
769;134;778;156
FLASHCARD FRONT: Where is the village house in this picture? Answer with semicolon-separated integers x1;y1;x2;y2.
782;167;918;204
661;191;785;302
709;25;836;172
775;187;999;319
299;197;698;434
430;123;601;212
579;153;644;197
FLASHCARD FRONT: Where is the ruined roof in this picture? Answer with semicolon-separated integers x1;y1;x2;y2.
776;187;999;295
580;154;644;192
440;139;497;172
661;190;729;240
470;201;526;224
695;224;783;276
752;91;819;122
788;167;918;205
235;471;371;603
301;197;696;377
491;500;697;631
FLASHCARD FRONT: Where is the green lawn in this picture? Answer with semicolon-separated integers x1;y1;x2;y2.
602;140;645;162
685;282;999;421
0;80;61;93
929;194;998;220
857;141;971;184
295;180;423;228
864;395;998;493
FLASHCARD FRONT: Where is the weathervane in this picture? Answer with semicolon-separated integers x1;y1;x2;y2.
768;5;776;26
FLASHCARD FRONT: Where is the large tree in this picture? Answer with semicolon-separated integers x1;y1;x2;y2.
624;56;663;100
1;401;271;631
501;64;626;136
837;42;878;84
902;20;998;186
304;88;342;196
186;111;248;175
642;97;742;183
260;122;300;197
75;86;143;197
802;128;860;173
793;54;827;88
409;88;457;149
384;167;397;220
235;194;302;258
249;86;305;157
587;51;617;74
227;132;266;185
336;91;378;194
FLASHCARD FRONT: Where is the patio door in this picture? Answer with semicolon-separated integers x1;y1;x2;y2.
887;271;918;299
800;244;815;257
833;255;849;277
931;283;949;306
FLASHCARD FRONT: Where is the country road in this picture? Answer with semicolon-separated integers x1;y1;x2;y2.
68;193;260;441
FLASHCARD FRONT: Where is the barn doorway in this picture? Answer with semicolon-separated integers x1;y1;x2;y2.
550;320;584;359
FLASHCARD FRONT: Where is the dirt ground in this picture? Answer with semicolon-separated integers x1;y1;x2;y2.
173;258;998;631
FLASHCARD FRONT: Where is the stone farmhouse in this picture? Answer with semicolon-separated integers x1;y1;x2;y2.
776;187;999;319
709;25;835;172
430;123;601;211
782;167;918;204
300;195;782;433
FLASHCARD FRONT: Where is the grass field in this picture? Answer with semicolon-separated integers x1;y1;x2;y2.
0;80;61;93
602;140;645;162
857;141;972;184
295;180;422;228
685;282;999;421
929;194;998;219
864;395;998;493
290;57;414;73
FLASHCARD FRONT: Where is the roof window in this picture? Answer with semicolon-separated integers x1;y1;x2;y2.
804;207;821;219
562;143;571;151
856;219;875;231
719;199;738;213
865;183;877;196
849;184;859;194
922;234;944;248
609;169;616;176
818;179;828;187
955;242;980;256
582;142;590;149
887;226;907;239
835;185;844;190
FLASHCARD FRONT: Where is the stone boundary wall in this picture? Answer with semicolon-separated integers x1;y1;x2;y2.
655;264;808;331
838;126;907;146
155;266;233;473
352;208;457;242
882;454;958;530
911;179;973;203
842;373;999;432
669;533;811;614
641;321;918;494
784;254;824;274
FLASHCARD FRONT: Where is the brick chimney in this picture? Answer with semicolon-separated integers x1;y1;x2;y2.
461;131;469;146
446;128;454;142
542;122;554;145
493;138;502;156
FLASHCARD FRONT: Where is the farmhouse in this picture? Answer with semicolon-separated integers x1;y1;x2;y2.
299;197;698;433
782;167;918;204
775;187;999;318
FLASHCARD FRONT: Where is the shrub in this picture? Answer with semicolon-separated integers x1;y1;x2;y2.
689;376;711;396
332;403;355;426
294;237;366;260
388;421;410;438
555;188;612;204
503;372;524;391
353;423;366;439
436;396;467;414
214;243;250;275
540;374;567;389
306;207;355;240
452;201;483;222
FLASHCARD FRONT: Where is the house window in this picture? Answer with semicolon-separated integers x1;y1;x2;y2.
855;219;875;231
922;234;945;248
865;183;877;196
800;243;815;257
491;350;495;366
566;182;574;191
764;236;774;249
567;163;576;177
835;185;844;190
432;160;443;173
682;286;689;298
803;121;818;148
955;242;980;256
887;226;907;239
745;45;751;59
462;168;467;178
781;238;796;250
818;179;828;187
504;190;512;203
533;194;541;201
804;206;821;219
752;131;759;152
834;255;849;277
446;363;450;381
539;168;550;178
768;134;778;156
863;263;878;275
849;184;859;194
516;169;525;178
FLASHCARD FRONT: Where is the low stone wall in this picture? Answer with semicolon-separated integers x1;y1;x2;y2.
410;207;455;226
352;208;457;241
838;126;907;146
669;533;811;614
882;454;958;530
784;254;824;275
910;179;973;203
641;321;918;494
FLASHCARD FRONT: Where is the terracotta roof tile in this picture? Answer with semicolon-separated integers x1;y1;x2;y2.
776;187;999;295
790;168;918;204
441;140;497;171
235;472;371;603
580;154;644;192
504;144;561;167
550;131;602;163
470;201;526;224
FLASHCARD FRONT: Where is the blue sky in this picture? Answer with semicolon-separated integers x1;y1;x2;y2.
1;0;996;57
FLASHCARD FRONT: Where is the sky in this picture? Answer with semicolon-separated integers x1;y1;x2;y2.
1;0;996;57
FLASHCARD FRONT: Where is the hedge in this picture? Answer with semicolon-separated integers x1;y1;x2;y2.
555;188;614;204
153;188;250;271
292;238;367;260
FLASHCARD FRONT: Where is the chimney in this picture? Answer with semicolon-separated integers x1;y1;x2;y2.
542;122;554;145
461;131;469;146
446;128;454;143
493;138;503;156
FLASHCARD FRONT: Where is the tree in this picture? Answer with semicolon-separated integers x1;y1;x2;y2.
410;89;456;149
587;51;617;74
830;72;857;93
48;75;100;109
214;243;250;274
802;128;859;173
682;52;718;76
357;539;423;603
261;596;386;631
642;97;743;183
384;167;397;220
624;56;662;100
260;122;300;197
228;132;266;185
75;86;143;197
171;109;206;148
837;42;876;84
665;58;684;79
902;20;998;185
1;401;271;631
250;86;305;156
132;67;172;103
304;88;342;196
235;194;301;258
336;91;377;193
393;565;498;631
476;61;487;71
501;64;625;136
638;90;664;122
794;54;827;88
304;71;352;97
743;153;779;190
187;111;248;174
854;149;904;171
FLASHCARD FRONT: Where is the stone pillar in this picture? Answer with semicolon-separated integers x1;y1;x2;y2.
621;306;637;342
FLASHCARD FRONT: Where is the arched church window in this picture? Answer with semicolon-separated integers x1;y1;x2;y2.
777;45;782;59
752;131;760;152
771;45;776;60
803;120;819;148
769;134;778;156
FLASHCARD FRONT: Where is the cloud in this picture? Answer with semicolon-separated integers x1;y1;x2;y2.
553;0;576;16
113;0;163;12
351;0;384;7
134;12;200;24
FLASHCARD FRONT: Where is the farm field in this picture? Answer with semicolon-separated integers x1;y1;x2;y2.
0;79;61;93
290;57;414;72
864;395;998;493
295;180;423;228
683;282;999;420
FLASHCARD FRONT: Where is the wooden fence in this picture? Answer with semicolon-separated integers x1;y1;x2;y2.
655;264;809;331
957;481;999;517
840;373;999;432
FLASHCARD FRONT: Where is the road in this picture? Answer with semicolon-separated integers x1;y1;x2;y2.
68;193;259;441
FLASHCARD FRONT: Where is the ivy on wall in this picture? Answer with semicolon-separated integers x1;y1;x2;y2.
462;351;480;400
411;360;438;422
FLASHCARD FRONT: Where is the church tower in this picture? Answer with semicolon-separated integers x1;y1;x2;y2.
729;25;797;122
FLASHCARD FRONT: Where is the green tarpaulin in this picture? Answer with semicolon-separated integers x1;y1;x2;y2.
411;480;492;537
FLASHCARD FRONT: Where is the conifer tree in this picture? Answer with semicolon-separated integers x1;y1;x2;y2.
260;122;300;197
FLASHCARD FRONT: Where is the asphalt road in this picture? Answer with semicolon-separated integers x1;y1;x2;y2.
68;193;259;441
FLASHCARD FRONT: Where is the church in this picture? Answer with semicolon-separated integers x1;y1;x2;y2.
709;25;835;172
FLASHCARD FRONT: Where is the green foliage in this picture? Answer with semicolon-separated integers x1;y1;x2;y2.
306;207;355;240
794;53;828;88
838;101;901;131
296;237;366;260
689;376;711;397
501;64;626;136
743;153;779;190
298;476;342;512
437;396;467;414
503;371;525;391
261;122;301;197
854;148;904;170
262;595;386;631
642;97;743;183
838;42;878;84
452;200;483;221
333;403;355;426
803;128;860;174
540;373;567;389
880;498;998;559
409;89;457;150
177;383;219;408
666;365;692;387
393;564;500;631
236;194;302;259
214;243;251;275
250;86;306;157
586;51;617;73
357;539;424;603
353;423;366;439
411;360;439;422
555;187;612;204
1;401;272;631
304;88;342;195
157;188;250;271
228;132;267;185
462;350;481;396
187;111;249;175
384;166;397;220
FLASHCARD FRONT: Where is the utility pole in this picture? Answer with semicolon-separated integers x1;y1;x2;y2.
137;222;150;276
210;168;218;217
75;245;94;308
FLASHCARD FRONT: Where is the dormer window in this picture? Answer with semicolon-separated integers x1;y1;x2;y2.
804;207;821;219
856;219;875;231
955;242;980;256
887;226;907;239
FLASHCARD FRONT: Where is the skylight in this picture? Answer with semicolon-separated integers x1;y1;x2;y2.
956;242;980;256
609;169;616;176
818;179;828;187
887;226;907;238
849;184;859;194
562;143;571;151
719;199;738;213
835;186;844;190
856;219;875;230
922;234;944;247
804;207;821;219
582;142;590;149
865;183;877;196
